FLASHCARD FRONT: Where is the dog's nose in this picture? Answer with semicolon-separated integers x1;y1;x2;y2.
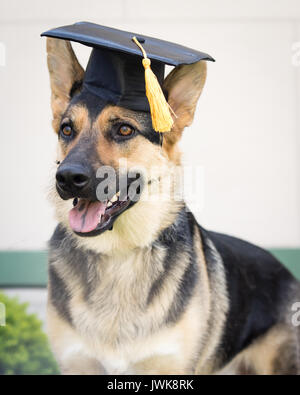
56;164;91;195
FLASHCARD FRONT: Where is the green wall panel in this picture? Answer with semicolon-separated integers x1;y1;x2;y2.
270;249;300;280
0;249;299;287
0;251;47;287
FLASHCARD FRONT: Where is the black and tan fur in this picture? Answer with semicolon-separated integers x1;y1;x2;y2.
45;38;300;375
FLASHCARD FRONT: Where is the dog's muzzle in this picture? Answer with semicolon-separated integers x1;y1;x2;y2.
56;163;95;200
55;160;144;237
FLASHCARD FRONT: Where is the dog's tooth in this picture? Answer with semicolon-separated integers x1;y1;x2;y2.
107;201;112;208
111;194;118;203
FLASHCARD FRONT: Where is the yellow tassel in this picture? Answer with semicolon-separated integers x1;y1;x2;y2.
132;36;174;133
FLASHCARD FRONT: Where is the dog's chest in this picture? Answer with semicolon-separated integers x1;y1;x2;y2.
57;247;164;341
69;254;146;333
57;250;183;373
49;236;191;372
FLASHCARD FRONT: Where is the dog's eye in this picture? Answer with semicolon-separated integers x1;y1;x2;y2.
118;125;134;137
61;125;73;138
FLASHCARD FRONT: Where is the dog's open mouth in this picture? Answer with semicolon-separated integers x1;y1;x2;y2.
69;191;132;237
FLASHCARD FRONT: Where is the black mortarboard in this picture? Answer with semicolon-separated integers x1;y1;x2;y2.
41;22;214;132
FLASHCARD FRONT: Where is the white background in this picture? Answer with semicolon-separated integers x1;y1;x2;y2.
0;0;299;250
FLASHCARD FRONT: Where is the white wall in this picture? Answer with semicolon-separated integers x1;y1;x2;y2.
0;0;299;249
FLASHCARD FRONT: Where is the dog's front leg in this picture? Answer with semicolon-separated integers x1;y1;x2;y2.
59;352;104;375
47;305;105;375
132;355;193;375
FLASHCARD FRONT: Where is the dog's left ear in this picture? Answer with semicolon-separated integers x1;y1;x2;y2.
46;38;84;132
163;61;207;161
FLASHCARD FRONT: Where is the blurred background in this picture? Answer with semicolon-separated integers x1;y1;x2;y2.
0;0;299;371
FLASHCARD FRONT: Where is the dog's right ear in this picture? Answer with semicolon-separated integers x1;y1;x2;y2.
162;61;207;163
46;38;84;132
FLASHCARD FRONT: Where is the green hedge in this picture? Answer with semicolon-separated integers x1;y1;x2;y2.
0;292;59;375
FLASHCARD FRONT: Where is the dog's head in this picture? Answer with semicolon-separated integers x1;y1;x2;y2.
46;38;207;253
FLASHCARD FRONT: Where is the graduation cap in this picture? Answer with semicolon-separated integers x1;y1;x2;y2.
41;22;214;133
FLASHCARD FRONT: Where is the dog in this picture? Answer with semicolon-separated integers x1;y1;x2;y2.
45;37;300;375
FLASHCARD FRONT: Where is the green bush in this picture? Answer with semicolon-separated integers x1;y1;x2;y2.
0;292;59;375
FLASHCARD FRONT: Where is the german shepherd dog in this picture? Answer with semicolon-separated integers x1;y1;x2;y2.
46;38;300;375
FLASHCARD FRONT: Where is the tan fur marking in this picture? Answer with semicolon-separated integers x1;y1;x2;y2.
59;105;91;156
195;235;229;374
163;61;207;163
46;38;84;132
216;324;300;375
95;106;166;170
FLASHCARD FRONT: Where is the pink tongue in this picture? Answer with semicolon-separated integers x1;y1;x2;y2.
69;199;107;233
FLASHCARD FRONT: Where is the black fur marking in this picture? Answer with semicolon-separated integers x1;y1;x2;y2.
147;208;188;305
137;116;161;145
159;133;163;147
49;224;101;305
70;87;107;121
166;211;198;324
147;208;199;324
200;227;298;366
57;131;104;201
69;87;161;145
69;80;83;98
147;238;179;306
166;250;198;324
48;264;72;324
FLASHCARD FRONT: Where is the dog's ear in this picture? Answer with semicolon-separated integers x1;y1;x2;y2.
46;38;84;132
162;61;207;162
